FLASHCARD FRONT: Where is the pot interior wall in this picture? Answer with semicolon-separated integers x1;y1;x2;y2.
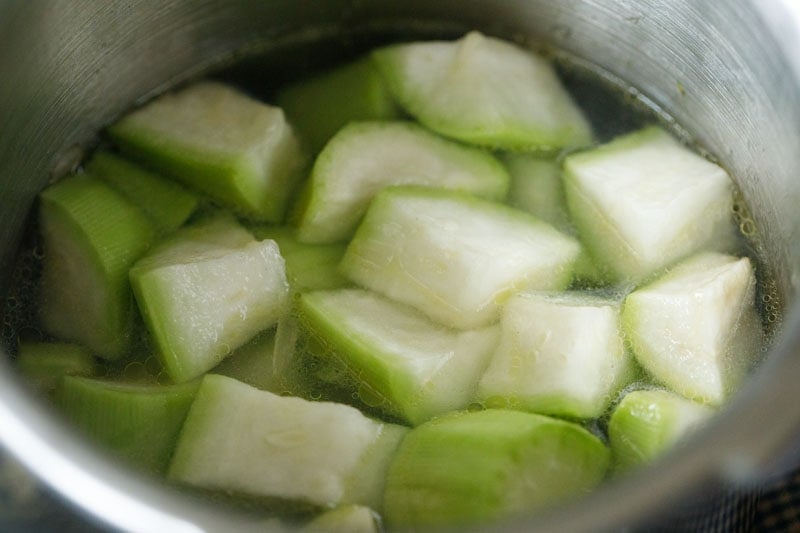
0;1;799;531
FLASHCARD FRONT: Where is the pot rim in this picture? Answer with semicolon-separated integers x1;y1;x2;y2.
1;1;800;531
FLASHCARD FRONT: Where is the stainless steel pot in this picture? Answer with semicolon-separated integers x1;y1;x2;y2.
1;1;799;531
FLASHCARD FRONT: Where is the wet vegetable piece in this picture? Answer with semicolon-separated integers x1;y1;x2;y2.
340;186;581;329
109;81;306;223
129;214;289;383
608;389;714;471
383;409;609;527
563;126;736;283
57;376;200;474
623;252;762;404
297;288;499;425
87;151;200;234
373;31;594;151
39;176;155;359
276;55;400;154
169;374;407;510
477;291;634;419
293;120;509;244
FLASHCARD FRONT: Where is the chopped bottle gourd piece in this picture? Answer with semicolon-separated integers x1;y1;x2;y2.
622;252;762;404
372;31;593;151
39;175;156;359
129;214;289;383
169;374;408;510
16;342;98;393
383;409;609;528
57;376;200;474
504;153;571;231
563;126;736;283
340;186;581;329
608;389;714;471
502;153;603;285
297;289;499;425
276;56;401;154
87;151;200;234
250;225;348;291
302;504;379;533
108;81;306;223
292;121;510;244
210;330;283;392
477;292;634;419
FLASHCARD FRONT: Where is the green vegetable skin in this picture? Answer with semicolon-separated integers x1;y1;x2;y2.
503;153;604;285
38;175;155;359
609;389;713;471
383;409;609;528
109;81;307;223
504;153;571;230
302;504;378;533
292;120;510;244
297;288;499;425
16;342;98;393
276;55;401;155
87;151;200;234
373;31;593;151
130;215;289;383
57;376;200;474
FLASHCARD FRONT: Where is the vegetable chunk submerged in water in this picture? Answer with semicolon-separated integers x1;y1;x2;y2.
340;186;582;329
373;31;594;151
383;409;609;527
169;374;407;509
563;126;736;283
129;215;289;383
623;252;762;404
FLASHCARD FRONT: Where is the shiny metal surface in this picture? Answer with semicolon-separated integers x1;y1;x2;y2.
0;1;798;531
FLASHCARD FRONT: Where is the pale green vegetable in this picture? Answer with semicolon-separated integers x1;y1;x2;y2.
250;226;348;291
504;154;570;230
383;409;609;528
302;505;379;533
608;389;714;471
39;176;155;359
563;126;736;283
169;374;408;510
373;31;593;151
210;330;283;392
87;151;200;234
298;288;499;425
277;56;400;154
293;121;509;244
503;153;603;286
623;252;762;404
16;342;98;393
58;376;199;474
340;186;581;329
109;81;306;222
130;215;289;383
477;291;633;418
